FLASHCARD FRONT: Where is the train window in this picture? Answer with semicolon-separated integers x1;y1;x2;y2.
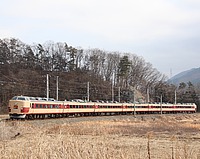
18;97;26;100
12;96;18;100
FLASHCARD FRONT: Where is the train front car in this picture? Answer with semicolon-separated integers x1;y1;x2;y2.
8;96;31;119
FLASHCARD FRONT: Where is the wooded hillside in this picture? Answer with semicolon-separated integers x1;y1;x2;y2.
0;38;199;113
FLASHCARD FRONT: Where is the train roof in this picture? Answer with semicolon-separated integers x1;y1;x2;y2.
11;96;33;101
10;96;56;101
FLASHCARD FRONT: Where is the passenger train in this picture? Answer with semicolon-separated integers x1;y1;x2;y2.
8;96;197;119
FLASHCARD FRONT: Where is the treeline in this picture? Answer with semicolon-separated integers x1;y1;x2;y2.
0;38;199;113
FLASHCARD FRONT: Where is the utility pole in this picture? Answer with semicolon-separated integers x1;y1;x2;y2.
47;74;49;100
56;76;59;101
87;82;90;102
133;87;136;117
174;89;177;104
147;87;150;103
118;87;120;102
160;94;162;115
156;94;163;115
111;83;114;102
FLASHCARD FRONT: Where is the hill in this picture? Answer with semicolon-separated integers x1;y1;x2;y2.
0;38;164;112
168;67;200;85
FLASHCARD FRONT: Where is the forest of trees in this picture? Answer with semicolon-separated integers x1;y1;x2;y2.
0;38;199;113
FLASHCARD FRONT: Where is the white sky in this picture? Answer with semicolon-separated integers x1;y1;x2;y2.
0;0;200;77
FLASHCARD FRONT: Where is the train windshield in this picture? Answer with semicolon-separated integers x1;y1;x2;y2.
11;96;18;100
11;96;30;101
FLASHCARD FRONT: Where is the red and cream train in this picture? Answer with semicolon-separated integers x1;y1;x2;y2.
8;96;197;119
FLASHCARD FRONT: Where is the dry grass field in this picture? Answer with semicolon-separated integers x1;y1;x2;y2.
0;114;200;159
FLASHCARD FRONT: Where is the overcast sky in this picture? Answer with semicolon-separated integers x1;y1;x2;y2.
0;0;200;77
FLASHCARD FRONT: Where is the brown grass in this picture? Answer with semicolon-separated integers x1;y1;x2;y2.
1;114;200;159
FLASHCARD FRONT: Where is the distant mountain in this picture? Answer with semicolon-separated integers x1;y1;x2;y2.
168;67;200;85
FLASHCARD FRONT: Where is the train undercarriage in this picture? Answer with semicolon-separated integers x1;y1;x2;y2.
9;110;195;120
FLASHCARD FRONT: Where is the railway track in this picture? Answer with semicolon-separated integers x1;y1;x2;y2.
1;113;198;126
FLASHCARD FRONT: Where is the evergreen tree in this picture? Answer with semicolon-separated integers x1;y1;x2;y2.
117;55;131;88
